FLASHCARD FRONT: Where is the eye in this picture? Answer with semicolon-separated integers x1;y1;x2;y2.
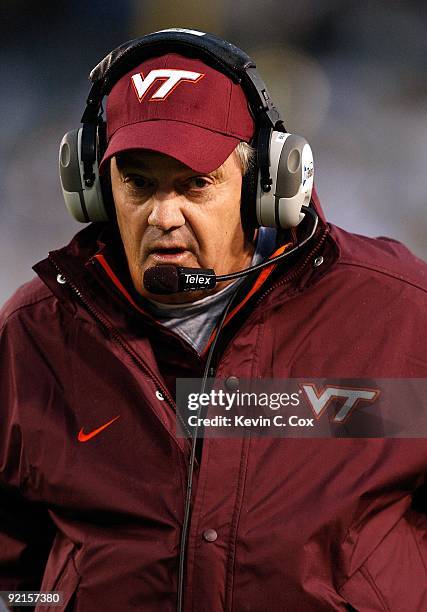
123;174;151;190
188;176;210;189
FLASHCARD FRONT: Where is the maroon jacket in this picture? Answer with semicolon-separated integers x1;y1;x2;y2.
1;198;426;612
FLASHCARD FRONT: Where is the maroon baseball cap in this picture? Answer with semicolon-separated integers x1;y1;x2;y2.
99;53;255;174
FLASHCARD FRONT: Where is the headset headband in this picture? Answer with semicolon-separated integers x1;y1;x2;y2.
82;30;284;129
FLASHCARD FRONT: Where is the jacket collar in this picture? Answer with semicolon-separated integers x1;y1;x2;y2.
310;186;327;224
33;188;337;336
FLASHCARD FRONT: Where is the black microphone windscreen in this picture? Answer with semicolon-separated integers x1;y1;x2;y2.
144;265;180;295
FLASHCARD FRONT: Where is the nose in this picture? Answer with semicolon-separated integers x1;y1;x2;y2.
147;194;186;231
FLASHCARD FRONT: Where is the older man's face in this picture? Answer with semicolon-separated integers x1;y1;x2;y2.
110;149;254;303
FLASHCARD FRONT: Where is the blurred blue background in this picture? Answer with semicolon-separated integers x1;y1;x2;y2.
1;0;426;304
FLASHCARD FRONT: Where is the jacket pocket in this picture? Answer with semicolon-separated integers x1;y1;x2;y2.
36;537;80;612
339;507;427;612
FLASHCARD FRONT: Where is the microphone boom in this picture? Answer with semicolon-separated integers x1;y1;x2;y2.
143;206;318;295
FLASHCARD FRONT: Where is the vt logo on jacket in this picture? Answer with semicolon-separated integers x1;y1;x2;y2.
301;384;379;423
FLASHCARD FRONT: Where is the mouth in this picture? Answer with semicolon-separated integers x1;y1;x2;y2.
148;246;192;263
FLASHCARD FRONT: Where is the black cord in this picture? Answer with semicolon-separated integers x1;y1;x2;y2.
216;206;318;282
175;204;319;611
176;287;237;612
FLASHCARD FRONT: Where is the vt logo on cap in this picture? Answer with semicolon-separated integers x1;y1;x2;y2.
131;69;205;102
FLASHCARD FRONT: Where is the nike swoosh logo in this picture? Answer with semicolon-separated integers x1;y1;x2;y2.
77;415;121;442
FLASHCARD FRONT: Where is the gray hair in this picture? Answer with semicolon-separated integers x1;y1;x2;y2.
235;141;256;175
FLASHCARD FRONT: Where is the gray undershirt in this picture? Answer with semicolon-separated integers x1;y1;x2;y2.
144;228;277;354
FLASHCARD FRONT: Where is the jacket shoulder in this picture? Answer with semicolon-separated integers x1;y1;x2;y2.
330;225;427;292
0;277;54;327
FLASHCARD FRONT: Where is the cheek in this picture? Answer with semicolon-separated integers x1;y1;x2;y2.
114;194;146;263
218;190;244;240
199;186;242;250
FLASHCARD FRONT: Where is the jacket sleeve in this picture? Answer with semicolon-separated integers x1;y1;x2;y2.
0;307;56;591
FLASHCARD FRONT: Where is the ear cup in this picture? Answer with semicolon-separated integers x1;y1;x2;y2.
256;131;313;228
241;162;259;236
59;128;109;222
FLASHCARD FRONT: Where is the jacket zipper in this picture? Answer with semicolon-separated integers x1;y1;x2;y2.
90;254;204;365
48;255;192;439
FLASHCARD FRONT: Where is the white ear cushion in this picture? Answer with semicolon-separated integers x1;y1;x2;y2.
256;132;314;229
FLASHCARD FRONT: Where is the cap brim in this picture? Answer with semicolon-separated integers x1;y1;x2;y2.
99;120;241;174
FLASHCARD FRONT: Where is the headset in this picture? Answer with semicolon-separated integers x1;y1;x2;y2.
59;28;314;230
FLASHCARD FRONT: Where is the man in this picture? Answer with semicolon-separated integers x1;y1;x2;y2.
0;30;426;612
